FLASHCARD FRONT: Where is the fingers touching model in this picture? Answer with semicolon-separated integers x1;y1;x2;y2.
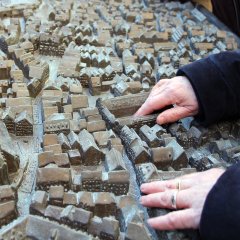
140;168;225;230
135;76;199;124
136;76;224;230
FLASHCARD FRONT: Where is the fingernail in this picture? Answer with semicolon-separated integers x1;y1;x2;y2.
140;185;145;191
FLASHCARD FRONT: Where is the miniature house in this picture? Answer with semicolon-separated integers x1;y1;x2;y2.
15;111;33;136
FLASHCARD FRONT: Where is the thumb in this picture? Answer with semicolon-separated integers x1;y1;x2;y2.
156;106;192;124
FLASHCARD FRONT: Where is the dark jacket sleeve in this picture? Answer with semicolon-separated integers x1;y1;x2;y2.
199;162;240;240
177;50;240;126
212;0;240;36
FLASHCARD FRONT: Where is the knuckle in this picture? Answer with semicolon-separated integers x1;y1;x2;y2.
145;99;155;109
166;86;177;102
167;84;176;93
167;214;177;229
166;182;175;189
159;194;168;206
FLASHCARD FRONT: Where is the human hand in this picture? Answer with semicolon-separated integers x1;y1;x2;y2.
140;168;225;230
135;76;199;124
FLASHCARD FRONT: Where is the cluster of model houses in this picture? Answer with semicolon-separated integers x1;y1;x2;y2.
97;94;188;169
0;45;49;99
2;109;33;136
0;96;34;136
0;2;39;19
42;90;108;134
30;190;152;240
0;0;237;95
0;122;20;227
0;121;20;172
37;128;129;196
0;0;237;103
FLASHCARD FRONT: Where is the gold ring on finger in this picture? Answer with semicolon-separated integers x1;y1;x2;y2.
176;179;181;191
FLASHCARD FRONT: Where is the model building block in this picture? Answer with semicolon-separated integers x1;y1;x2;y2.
78;129;105;165
36;168;71;191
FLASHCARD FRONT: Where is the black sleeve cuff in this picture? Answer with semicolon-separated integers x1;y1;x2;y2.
177;51;240;126
177;57;228;126
200;163;240;240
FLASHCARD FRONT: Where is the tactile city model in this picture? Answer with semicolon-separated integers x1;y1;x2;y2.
0;0;239;239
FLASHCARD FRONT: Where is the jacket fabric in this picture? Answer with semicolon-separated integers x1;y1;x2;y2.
200;162;240;240
177;51;240;239
178;51;240;126
212;0;240;36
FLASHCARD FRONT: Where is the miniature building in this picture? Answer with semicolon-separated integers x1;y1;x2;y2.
189;151;224;171
44;114;70;135
67;131;81;150
120;125;151;164
0;215;92;240
2;108;15;134
27;77;45;97
68;149;82;165
43;134;58;147
39;33;65;57
15;111;33;136
78;191;95;213
93;130;114;148
71;95;89;111
0;61;9;80
103;149;130;195
29;61;49;81
30;190;48;216
81;170;102;192
94;192;117;218
139;125;161;147
0;121;19;173
105;149;126;171
78;129;105;165
45;205;63;222
136;162;161;185
100;92;149;117
122;205;152;240
58;132;71;153
151;147;174;170
166;140;188;170
48;185;64;206
36;168;71;191
89;77;101;95
0;201;18;227
0;152;10;185
60;205;93;231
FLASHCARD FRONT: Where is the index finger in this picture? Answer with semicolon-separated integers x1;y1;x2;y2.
134;92;173;116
